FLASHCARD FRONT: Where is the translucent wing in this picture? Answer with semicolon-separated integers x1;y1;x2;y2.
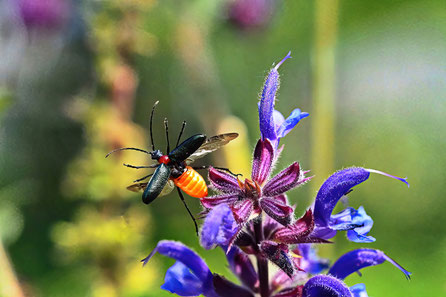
127;180;175;197
186;133;238;163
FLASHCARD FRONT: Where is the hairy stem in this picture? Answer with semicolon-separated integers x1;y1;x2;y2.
254;215;269;297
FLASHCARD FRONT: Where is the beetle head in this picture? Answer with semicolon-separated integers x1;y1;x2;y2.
150;150;163;160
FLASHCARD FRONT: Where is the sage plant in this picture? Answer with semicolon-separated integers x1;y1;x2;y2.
143;53;411;297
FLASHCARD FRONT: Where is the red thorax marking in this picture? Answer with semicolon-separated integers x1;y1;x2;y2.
159;155;170;164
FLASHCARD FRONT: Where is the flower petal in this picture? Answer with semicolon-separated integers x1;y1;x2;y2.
200;193;239;209
272;210;316;244
161;261;204;296
231;200;254;224
259;52;291;141
260;197;294;226
200;204;238;250
272;286;303;297
328;249;411;280
213;274;255;297
226;247;259;292
297;244;330;275
313;168;370;227
302;275;352;297
209;167;241;193
142;240;217;297
263;162;307;197
329;206;375;243
276;108;309;138
260;240;295;277
251;139;275;185
350;284;369;297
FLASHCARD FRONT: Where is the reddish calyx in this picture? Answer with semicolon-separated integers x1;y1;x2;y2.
159;155;170;164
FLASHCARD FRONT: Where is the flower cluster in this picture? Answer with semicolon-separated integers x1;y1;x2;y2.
142;53;411;297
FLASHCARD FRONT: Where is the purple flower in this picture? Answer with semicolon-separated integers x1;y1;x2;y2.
142;240;218;297
202;138;309;227
349;284;368;297
325;249;411;297
200;204;238;250
302;275;352;297
313;167;409;243
259;52;309;147
297;244;330;275
227;0;274;29
328;249;411;280
18;0;69;30
140;54;412;297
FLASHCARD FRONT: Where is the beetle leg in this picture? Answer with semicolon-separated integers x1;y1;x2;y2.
133;173;154;183
192;166;242;178
176;187;199;236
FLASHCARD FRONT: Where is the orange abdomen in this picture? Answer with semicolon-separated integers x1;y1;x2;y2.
173;166;208;198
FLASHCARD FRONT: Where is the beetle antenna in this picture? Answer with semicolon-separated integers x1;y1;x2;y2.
176;187;199;236
164;118;170;153
176;121;187;147
106;147;150;158
150;101;159;151
123;163;159;169
133;173;154;183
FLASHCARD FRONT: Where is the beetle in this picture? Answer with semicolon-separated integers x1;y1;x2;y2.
106;101;239;234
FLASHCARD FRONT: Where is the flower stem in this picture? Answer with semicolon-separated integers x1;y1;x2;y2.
254;215;269;297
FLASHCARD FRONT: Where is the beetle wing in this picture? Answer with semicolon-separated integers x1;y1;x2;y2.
127;183;147;192
127;180;174;196
186;133;239;163
168;134;207;163
142;163;171;204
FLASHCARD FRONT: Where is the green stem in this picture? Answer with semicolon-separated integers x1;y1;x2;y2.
311;0;339;192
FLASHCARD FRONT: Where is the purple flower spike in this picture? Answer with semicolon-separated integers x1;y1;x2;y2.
259;52;308;146
302;275;352;297
349;284;368;297
200;204;238;250
328;249;411;280
142;241;218;297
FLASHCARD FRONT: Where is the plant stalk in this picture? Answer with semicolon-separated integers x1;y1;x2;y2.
254;215;269;297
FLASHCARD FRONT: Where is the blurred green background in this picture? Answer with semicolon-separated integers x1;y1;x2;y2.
0;0;445;296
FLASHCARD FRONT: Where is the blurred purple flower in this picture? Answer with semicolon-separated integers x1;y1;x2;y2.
259;52;309;148
18;0;69;29
227;0;274;29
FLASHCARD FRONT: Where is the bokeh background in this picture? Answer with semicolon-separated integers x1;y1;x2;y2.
0;0;445;296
